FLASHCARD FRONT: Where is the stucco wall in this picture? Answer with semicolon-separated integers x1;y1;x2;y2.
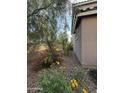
73;25;81;62
81;15;97;67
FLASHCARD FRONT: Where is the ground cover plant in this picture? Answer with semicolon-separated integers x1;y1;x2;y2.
36;69;73;93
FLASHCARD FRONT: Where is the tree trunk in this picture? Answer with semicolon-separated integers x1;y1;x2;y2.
62;40;65;51
46;38;56;62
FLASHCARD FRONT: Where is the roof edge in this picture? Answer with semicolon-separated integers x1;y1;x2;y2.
73;0;97;7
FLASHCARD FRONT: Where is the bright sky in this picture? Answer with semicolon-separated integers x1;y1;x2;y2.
59;0;87;42
69;0;87;3
67;0;87;42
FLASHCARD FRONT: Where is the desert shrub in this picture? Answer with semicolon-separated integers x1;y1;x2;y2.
68;42;73;51
72;66;85;84
41;51;62;68
41;52;52;68
64;42;73;56
36;69;72;93
70;66;86;93
41;59;51;68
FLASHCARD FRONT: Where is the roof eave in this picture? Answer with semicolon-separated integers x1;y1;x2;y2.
72;10;97;34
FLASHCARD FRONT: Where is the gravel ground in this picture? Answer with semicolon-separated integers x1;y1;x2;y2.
27;51;97;93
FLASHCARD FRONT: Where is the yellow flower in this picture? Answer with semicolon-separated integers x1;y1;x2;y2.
71;83;75;90
73;79;78;88
82;88;88;93
70;79;78;90
56;61;60;65
70;80;73;83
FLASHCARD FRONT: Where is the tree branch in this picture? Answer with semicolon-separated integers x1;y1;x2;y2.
28;1;54;18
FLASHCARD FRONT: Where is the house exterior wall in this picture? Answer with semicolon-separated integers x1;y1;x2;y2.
73;24;81;62
72;0;97;68
81;15;97;68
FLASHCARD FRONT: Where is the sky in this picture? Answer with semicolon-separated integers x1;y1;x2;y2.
63;0;87;42
56;0;87;42
69;0;87;3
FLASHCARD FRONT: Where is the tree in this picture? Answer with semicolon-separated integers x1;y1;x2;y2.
27;0;71;61
57;30;68;51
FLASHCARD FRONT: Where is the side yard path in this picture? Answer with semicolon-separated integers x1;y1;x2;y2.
60;51;96;93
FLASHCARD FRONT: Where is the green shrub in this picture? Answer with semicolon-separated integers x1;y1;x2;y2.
64;42;73;56
71;66;85;93
41;52;53;68
72;66;85;84
36;69;73;93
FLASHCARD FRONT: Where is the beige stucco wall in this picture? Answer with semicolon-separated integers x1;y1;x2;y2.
81;15;97;68
73;24;81;62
